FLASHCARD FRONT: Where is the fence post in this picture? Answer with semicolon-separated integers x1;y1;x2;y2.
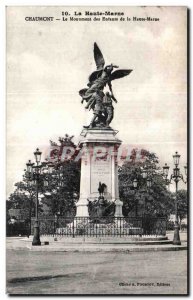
140;217;142;237
54;215;57;237
141;215;144;237
53;220;56;237
72;218;75;238
30;219;32;236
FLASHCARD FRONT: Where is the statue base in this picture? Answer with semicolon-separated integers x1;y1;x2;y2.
75;127;122;217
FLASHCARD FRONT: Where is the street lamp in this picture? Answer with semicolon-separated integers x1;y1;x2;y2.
27;148;43;246
140;166;154;213
34;148;42;165
133;178;138;189
32;163;42;246
143;177;152;215
43;178;49;187
173;151;180;167
23;167;35;236
48;162;54;174
133;178;138;217
141;168;148;179
146;177;152;189
162;163;170;189
164;152;187;245
26;160;34;173
163;163;169;178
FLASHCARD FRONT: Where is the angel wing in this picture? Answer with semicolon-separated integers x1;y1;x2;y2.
88;69;103;83
110;69;132;81
94;42;105;70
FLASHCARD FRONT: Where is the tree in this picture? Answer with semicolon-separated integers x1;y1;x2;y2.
6;134;81;218
177;190;187;224
40;160;80;217
170;189;187;228
6;188;36;232
7;140;177;221
39;135;81;216
118;149;173;218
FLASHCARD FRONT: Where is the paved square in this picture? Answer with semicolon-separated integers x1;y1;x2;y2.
6;248;187;295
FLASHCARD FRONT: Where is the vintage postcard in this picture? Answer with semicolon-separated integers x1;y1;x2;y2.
6;6;188;295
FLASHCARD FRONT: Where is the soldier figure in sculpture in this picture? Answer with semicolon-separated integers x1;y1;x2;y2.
84;90;105;128
80;42;132;128
103;91;116;127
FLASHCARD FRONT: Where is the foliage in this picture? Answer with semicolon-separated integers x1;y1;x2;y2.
169;189;187;224
6;219;30;236
118;150;173;217
177;189;187;221
166;189;187;230
6;135;81;219
6;189;35;220
40;160;80;216
7;138;187;221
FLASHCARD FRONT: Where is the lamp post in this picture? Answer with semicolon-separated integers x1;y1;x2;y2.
141;167;148;179
26;148;42;246
146;177;152;189
162;163;170;190
163;152;187;245
163;163;169;180
24;163;34;235
141;166;153;214
33;148;42;246
133;178;138;217
145;177;152;215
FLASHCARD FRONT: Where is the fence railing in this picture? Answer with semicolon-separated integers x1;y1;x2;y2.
6;216;166;237
30;216;166;237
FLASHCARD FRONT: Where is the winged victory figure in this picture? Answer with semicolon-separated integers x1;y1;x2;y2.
79;43;132;128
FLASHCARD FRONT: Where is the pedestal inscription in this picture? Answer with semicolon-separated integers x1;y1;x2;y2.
91;158;112;199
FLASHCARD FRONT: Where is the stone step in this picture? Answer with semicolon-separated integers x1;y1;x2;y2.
9;243;187;253
24;235;172;245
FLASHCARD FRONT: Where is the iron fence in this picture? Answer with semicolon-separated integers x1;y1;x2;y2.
6;216;166;237
30;216;166;237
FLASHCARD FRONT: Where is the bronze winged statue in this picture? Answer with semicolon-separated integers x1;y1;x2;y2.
79;43;132;128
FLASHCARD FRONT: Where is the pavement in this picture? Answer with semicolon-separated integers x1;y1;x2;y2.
6;231;188;294
6;249;188;294
6;231;187;253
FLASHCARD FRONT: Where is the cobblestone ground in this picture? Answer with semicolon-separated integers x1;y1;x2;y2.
6;248;187;295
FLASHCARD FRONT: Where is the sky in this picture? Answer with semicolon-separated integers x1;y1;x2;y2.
6;6;187;197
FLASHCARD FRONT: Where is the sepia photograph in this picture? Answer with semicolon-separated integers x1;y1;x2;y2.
6;6;188;295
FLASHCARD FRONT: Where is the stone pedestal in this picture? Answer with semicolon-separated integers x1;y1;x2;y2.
114;199;123;217
76;127;123;217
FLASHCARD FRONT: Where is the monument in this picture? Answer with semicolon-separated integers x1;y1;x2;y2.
75;43;132;217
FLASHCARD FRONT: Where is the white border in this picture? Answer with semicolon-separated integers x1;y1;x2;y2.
1;0;193;5
1;1;191;299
